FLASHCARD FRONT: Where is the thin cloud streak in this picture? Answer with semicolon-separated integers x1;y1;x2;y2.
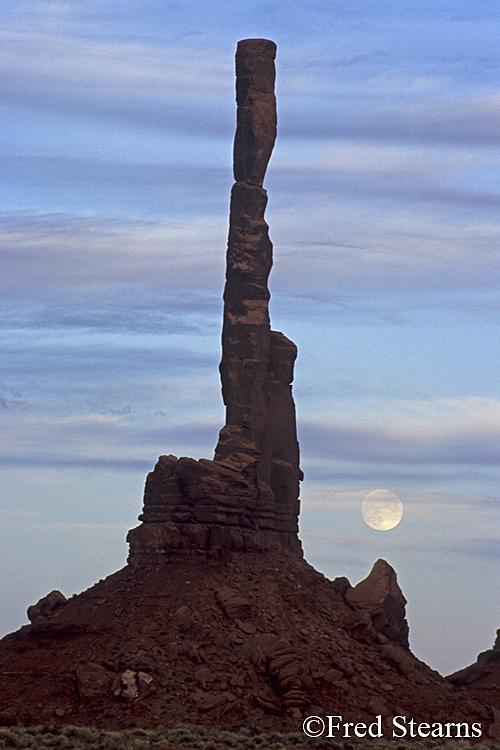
1;210;500;302
0;455;152;472
0;29;234;132
279;93;500;147
0;213;227;298
300;398;500;468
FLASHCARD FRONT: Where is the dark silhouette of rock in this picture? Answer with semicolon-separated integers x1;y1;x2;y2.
448;629;500;688
27;590;68;623
446;633;500;738
127;39;301;564
345;559;409;648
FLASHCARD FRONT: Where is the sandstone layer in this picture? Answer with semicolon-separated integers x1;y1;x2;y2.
128;39;302;564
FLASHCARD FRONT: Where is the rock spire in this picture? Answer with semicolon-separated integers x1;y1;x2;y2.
214;39;302;526
127;39;302;563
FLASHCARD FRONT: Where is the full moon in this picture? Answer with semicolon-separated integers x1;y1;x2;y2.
361;490;403;531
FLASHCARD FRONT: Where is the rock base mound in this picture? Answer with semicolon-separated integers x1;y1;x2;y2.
0;554;489;733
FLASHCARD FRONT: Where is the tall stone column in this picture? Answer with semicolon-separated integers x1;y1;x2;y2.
127;40;302;564
214;40;277;475
214;39;302;520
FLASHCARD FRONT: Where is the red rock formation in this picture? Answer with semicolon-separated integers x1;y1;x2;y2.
0;553;489;732
448;631;500;686
345;559;409;648
446;631;500;739
0;40;497;739
127;40;302;564
232;39;277;186
27;590;68;624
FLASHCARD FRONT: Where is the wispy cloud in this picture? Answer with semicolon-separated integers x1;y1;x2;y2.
0;213;227;299
300;397;500;468
273;137;500;211
278;88;500;147
2;206;500;308
268;198;500;295
302;527;500;566
0;404;223;468
0;25;234;134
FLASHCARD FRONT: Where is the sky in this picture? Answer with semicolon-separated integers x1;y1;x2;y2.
1;0;500;678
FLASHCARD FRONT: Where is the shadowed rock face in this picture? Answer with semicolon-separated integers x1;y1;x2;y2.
27;590;68;623
345;559;409;648
127;40;302;563
447;629;500;687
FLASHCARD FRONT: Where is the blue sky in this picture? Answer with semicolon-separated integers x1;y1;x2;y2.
1;0;500;677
